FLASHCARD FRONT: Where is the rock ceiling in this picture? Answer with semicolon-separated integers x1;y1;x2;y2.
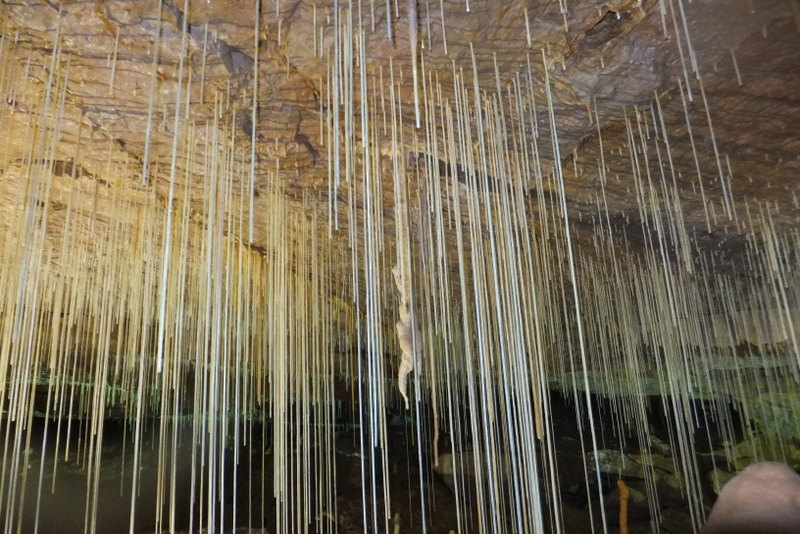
1;0;797;274
0;0;797;387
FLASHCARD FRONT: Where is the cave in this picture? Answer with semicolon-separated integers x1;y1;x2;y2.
0;1;798;533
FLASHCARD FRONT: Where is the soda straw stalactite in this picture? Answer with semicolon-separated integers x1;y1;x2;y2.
0;1;797;534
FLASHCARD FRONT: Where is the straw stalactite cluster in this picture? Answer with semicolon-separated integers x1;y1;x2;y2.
0;0;798;533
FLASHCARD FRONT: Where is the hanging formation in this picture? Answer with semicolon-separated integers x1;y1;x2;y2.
0;1;797;533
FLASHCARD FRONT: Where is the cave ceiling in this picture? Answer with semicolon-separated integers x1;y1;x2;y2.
0;0;798;285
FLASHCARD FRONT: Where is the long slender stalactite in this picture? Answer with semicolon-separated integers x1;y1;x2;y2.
0;1;797;533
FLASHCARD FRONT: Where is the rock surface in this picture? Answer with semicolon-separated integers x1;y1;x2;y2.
0;0;796;272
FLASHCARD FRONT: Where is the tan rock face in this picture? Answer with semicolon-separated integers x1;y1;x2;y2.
1;1;796;270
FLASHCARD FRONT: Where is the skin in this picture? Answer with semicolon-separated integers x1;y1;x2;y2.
701;462;800;534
